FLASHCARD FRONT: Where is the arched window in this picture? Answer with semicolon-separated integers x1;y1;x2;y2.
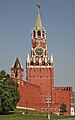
42;61;45;65
35;61;39;66
14;70;17;77
37;30;41;36
30;61;34;65
42;31;45;37
33;30;36;38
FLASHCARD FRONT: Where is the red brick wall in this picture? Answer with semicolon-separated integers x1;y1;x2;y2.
52;87;72;115
13;78;41;110
27;67;54;103
11;65;72;115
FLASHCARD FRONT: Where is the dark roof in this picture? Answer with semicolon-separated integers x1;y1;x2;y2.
14;57;21;68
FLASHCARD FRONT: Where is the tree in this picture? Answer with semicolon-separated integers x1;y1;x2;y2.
60;103;67;113
0;70;20;114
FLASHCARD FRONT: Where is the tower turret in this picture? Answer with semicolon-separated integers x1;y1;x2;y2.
11;57;24;80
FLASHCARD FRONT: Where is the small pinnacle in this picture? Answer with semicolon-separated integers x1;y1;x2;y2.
37;2;40;9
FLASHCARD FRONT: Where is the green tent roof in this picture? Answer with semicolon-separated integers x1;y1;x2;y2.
14;57;21;68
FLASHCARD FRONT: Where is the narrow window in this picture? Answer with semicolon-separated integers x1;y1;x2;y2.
42;31;44;37
14;70;17;77
35;61;39;66
33;30;36;38
42;61;45;65
30;61;34;65
37;30;41;36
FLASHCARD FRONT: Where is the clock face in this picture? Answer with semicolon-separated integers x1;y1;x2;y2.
34;47;44;56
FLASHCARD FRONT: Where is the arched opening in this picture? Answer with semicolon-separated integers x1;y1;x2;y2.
14;70;18;77
33;30;36;38
35;61;39;66
42;61;45;66
42;31;45;37
37;30;41;36
30;61;34;65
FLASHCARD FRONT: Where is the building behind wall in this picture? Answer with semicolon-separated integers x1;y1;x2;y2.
11;3;73;115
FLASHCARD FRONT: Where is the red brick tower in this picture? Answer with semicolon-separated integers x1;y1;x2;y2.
11;57;24;81
10;3;73;115
26;3;54;103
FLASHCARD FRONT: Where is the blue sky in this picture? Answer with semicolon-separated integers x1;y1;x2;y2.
0;0;75;90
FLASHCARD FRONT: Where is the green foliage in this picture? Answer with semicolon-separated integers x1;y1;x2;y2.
60;103;67;113
0;70;20;114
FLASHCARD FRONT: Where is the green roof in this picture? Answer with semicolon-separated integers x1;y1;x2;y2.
14;57;21;68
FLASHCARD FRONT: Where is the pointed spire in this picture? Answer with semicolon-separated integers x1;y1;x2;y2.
27;54;30;63
39;57;41;63
48;57;50;60
35;3;42;29
14;57;21;68
32;48;33;57
45;45;48;57
45;57;47;63
27;54;30;61
33;55;36;63
51;54;53;63
12;64;14;68
46;45;47;50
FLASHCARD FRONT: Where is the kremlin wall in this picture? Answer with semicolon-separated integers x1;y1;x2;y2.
11;4;74;116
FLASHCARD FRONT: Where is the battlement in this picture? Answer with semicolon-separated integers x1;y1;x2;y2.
54;86;72;91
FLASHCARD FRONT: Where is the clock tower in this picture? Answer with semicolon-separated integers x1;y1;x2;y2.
26;3;54;103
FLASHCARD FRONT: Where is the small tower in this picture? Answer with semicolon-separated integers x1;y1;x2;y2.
11;57;24;80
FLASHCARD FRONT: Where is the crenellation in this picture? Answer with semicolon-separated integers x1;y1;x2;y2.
55;87;72;91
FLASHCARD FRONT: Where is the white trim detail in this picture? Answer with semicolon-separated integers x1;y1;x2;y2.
27;66;54;68
16;106;35;111
70;107;75;116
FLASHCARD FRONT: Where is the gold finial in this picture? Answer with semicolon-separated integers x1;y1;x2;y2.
37;2;40;9
35;1;42;29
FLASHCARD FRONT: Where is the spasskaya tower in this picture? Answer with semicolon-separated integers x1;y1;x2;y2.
11;3;73;115
26;3;54;102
